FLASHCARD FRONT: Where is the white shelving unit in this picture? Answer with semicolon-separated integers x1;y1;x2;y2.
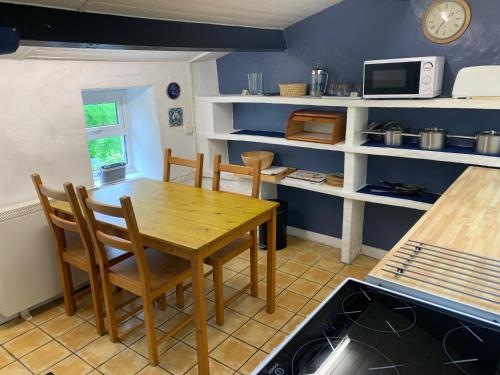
197;95;500;263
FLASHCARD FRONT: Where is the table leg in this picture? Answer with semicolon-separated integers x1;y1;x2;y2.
191;254;210;375
266;208;277;313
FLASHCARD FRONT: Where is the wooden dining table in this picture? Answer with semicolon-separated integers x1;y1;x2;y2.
53;178;278;375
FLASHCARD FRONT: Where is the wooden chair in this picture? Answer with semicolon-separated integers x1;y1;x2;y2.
207;154;262;325
77;186;193;366
163;148;204;188
31;174;131;335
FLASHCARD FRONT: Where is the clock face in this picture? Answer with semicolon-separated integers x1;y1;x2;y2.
423;0;471;44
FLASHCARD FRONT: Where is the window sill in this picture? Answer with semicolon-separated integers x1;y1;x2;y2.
92;171;142;189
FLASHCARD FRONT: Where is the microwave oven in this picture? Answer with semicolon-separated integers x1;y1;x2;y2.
363;56;445;99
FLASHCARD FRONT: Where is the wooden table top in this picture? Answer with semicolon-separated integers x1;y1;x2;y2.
52;179;278;252
370;166;500;315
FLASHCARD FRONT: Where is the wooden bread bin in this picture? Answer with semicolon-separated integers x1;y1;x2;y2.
285;110;346;144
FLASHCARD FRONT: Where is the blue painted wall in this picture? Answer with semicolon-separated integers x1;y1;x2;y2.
216;0;500;250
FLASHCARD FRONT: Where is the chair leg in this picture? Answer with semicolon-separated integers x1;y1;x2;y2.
158;294;167;311
213;263;225;326
250;229;259;298
143;296;159;366
88;269;106;335
57;260;76;316
100;274;119;342
175;283;185;309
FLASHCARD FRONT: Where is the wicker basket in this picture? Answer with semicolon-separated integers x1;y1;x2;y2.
279;83;307;97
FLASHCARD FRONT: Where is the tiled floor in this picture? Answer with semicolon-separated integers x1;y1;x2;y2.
0;236;379;375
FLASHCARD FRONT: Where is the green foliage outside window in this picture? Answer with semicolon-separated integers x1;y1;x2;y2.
84;102;118;128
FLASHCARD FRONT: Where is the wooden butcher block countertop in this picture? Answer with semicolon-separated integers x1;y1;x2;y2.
369;166;500;319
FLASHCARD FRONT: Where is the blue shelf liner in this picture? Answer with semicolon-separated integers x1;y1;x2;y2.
361;140;500;157
357;185;439;204
232;129;285;138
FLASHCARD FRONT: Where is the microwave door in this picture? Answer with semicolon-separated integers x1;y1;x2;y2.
364;61;421;96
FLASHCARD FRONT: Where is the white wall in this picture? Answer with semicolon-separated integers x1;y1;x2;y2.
0;59;195;208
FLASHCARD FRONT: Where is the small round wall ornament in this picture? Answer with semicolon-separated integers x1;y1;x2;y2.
167;82;181;99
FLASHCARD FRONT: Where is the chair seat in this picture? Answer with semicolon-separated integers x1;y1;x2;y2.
205;234;253;266
108;249;191;296
63;241;130;270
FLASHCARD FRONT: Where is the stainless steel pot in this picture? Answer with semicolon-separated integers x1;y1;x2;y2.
414;127;448;151
449;130;500;155
360;124;412;147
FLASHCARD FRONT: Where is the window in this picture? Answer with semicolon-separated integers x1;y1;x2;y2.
82;90;132;180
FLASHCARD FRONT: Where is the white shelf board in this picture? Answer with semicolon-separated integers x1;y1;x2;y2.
205;131;346;152
259;177;432;211
346;144;500;168
348;191;433;211
199;95;500;110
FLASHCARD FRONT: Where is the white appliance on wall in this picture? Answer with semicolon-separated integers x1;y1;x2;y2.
452;65;500;98
363;56;445;99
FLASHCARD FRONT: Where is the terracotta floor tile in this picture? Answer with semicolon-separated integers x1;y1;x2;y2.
40;313;84;337
183;299;217;321
3;328;51;358
208;309;249;334
266;271;297;289
77;336;125;367
46;354;93;375
241;263;267;280
281;315;305;334
292;252;321;265
301;267;335;285
261;331;288;354
352;254;379;268
159;342;198;374
166;291;193;310
238;350;268;375
57;322;100;352
287;278;322;297
228;295;266;318
278;260;309;277
206;285;239;303
326;274;347;288
210;337;256;371
275;290;309;313
158;312;194;340
0;361;31;375
130;330;177;358
136;366;171;375
233;320;276;348
248;282;284;302
224;256;250;273
0;346;14;369
20;340;70;374
221;269;238;282
186;358;234;375
0;319;34;345
313;257;345;273
117;317;145;346
30;303;65;325
338;264;371;279
298;299;321;317
225;273;251;290
313;286;334;302
182;325;227;352
99;348;148;375
253;307;294;330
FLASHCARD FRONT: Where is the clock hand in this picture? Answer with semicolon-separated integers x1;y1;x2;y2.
436;20;446;33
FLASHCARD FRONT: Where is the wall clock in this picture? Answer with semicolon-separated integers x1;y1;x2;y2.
167;82;181;99
423;0;471;44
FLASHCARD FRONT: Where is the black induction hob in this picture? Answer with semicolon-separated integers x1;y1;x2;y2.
252;278;500;375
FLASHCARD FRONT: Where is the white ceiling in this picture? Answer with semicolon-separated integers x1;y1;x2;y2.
2;0;344;29
3;46;227;62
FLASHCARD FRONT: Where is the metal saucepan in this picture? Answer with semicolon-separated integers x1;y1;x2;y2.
448;130;500;155
409;127;448;151
360;123;412;147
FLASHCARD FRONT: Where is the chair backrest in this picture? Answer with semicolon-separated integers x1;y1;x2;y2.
163;148;204;188
212;154;262;198
31;173;95;261
77;186;151;290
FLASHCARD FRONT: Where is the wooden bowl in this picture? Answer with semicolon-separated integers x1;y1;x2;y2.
241;151;274;170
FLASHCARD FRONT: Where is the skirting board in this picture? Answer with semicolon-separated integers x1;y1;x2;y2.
287;226;387;260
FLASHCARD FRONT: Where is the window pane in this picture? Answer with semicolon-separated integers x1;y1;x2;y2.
84;102;119;128
87;136;127;172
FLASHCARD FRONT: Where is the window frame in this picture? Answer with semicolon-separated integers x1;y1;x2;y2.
82;89;133;179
